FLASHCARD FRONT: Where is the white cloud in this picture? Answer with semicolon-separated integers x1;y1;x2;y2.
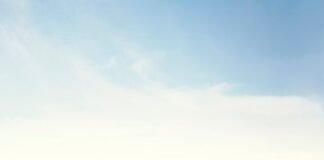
1;49;324;159
1;83;324;160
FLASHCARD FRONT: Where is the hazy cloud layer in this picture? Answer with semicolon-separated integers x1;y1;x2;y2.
1;0;324;159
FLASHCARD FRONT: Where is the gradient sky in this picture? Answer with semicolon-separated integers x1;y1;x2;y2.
1;0;324;160
24;0;324;95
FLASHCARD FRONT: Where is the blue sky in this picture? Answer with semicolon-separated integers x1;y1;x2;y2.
1;0;324;159
21;0;324;95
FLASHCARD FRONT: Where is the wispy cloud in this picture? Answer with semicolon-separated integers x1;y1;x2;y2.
1;1;324;160
1;24;323;159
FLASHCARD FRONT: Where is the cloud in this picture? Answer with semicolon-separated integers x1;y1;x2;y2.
1;44;324;159
1;1;324;160
1;79;324;160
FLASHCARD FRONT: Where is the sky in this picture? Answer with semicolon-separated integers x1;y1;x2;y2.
1;0;324;159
